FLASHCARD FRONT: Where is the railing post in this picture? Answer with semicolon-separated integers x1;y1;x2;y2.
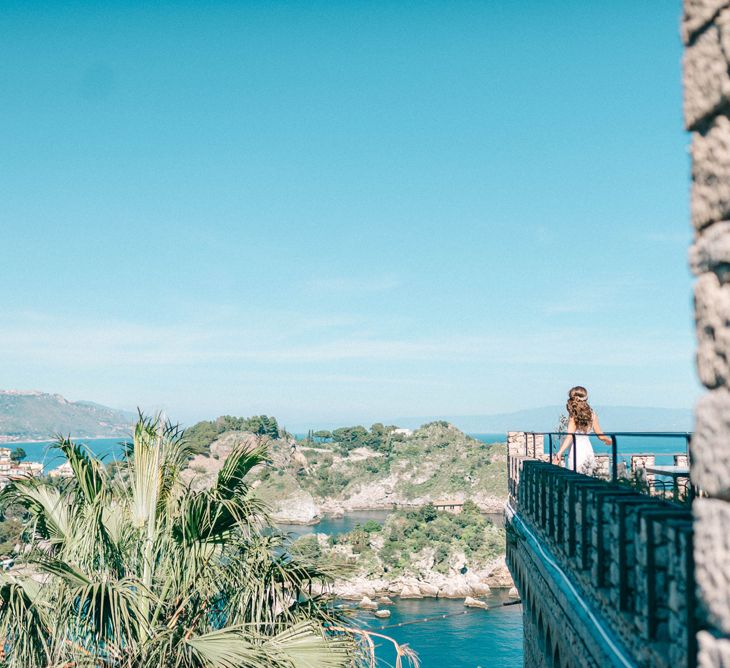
548;433;553;461
611;435;618;483
524;432;528;456
531;432;536;458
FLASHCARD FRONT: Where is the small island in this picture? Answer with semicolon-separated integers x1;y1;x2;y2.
180;417;514;599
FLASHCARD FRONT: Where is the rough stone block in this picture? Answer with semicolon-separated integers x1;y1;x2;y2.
694;273;730;389
684;10;730;130
698;630;730;666
631;455;656;490
694;498;730;633
691;117;730;229
690;221;730;275
675;454;690;468
682;0;730;44
692;390;730;496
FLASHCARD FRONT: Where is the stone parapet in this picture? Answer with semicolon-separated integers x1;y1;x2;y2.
507;459;696;667
507;431;545;458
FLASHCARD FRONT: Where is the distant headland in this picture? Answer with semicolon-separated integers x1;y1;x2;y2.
0;390;135;442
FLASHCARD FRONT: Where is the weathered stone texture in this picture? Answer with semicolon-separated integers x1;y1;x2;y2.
691;221;730;276
679;1;730;661
684;10;730;131
691;117;730;229
694;274;730;389
698;630;730;666
683;0;730;44
630;454;656;490
694;498;730;633
507;431;544;458
692;389;730;497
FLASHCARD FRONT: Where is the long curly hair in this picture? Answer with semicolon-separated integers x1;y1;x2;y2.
566;386;593;431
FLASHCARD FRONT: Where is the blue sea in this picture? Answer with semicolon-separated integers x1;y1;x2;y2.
8;437;126;472
354;595;523;668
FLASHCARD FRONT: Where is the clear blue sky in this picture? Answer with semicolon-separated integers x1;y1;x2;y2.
1;1;697;427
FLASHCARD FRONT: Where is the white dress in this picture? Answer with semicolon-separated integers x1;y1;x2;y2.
569;430;596;474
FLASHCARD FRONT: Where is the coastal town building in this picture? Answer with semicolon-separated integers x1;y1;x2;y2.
0;451;43;488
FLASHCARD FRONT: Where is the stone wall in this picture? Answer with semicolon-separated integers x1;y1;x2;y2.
507;457;695;667
507;431;545;458
683;2;730;663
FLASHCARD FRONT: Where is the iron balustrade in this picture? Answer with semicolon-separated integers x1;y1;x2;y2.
510;431;694;502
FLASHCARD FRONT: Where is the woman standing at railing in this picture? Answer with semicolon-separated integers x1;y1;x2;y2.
553;386;611;473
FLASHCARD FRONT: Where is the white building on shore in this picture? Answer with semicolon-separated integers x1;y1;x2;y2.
0;450;44;488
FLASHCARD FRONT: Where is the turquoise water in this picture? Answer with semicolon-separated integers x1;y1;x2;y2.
353;595;523;668
8;437;125;472
277;510;393;539
469;433;508;444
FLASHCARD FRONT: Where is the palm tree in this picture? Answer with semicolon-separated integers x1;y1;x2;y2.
0;414;357;667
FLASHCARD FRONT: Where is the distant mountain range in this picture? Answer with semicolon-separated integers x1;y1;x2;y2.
0;390;135;442
395;405;694;434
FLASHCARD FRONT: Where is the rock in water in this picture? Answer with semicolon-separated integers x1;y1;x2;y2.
358;596;378;610
376;596;394;605
464;596;489;609
508;586;519;598
374;609;391;618
270;489;321;525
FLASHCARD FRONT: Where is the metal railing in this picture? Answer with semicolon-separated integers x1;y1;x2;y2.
509;430;694;502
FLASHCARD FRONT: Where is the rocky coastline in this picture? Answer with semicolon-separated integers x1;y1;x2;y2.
325;554;515;601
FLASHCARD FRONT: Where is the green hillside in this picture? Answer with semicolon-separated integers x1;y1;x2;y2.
182;418;508;518
0;391;135;441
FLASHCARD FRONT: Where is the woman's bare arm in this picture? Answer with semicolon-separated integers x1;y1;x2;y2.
593;413;612;445
555;417;576;458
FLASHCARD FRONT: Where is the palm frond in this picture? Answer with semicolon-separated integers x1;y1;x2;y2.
0;574;51;667
36;558;147;649
266;621;352;668
53;435;107;505
214;441;267;500
2;479;73;546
